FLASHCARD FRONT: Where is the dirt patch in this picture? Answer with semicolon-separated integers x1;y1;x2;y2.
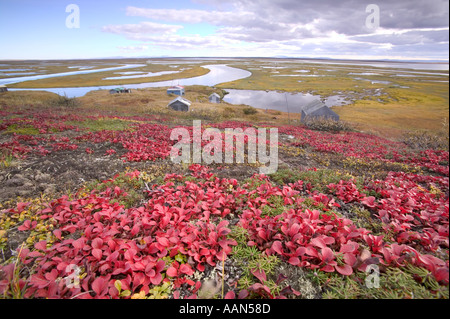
0;141;148;203
212;164;259;180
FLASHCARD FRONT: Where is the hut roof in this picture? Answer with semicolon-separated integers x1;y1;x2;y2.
301;98;339;122
302;99;327;115
168;85;184;90
169;96;191;106
209;93;220;98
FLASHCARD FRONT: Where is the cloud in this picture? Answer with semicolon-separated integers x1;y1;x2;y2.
351;28;449;45
117;45;149;52
103;0;449;59
102;21;183;41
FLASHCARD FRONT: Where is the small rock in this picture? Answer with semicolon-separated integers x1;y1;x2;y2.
35;172;51;182
43;184;57;194
23;182;35;189
6;177;25;187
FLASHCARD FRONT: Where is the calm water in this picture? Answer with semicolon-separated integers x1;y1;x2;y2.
284;59;449;71
0;64;146;86
7;65;252;97
223;89;348;113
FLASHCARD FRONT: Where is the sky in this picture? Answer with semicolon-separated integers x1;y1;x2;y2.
0;0;448;61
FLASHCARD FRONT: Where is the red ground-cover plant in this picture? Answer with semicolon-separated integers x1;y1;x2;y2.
0;110;448;298
278;125;449;176
0;166;448;298
0;167;244;298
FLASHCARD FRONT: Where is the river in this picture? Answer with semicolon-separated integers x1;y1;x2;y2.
6;64;252;98
0;64;147;86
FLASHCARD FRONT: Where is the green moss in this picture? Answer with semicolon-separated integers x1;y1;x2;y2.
310;264;448;299
82;172;144;209
4;124;40;135
261;195;288;217
268;167;303;185
66;118;131;132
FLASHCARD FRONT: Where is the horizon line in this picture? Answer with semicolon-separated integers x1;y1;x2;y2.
1;56;449;63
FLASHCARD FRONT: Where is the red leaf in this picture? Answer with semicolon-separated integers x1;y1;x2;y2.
288;257;300;266
238;289;249;299
361;196;376;208
52;229;62;240
321;265;335;272
72;237;85;250
192;281;202;294
150;273;162;285
91;238;103;249
133;272;145;288
311;237;329;249
271;241;284;255
305;247;319;258
157;237;170;247
44;269;58;281
180;264;194;276
250;283;272;296
155;260;165;273
197;263;205;272
288;223;300;237
18;220;36;231
131;224;140;236
321;247;334;262
30;274;50;289
435;268;449;284
224;291;235;299
166;266;178;277
35;240;47;251
335;264;353;276
340;242;358;254
258;230;267;240
343;253;357;267
251;268;267;283
92;277;107;296
92;249;102;260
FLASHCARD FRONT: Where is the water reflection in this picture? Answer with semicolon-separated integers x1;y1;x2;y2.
223;89;348;113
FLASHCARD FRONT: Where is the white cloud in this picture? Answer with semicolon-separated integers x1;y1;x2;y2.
117;45;149;52
102;21;183;41
102;0;449;60
125;6;256;26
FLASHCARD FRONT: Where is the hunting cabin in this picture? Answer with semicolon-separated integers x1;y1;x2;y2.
209;93;221;103
300;99;339;123
167;85;185;96
168;96;191;112
109;87;131;94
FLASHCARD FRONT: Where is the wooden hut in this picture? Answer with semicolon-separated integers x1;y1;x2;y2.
209;93;221;103
167;85;185;96
300;99;339;123
109;87;131;94
0;85;8;93
168;96;191;112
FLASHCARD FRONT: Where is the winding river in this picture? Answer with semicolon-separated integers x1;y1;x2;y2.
0;64;146;87
5;64;252;98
